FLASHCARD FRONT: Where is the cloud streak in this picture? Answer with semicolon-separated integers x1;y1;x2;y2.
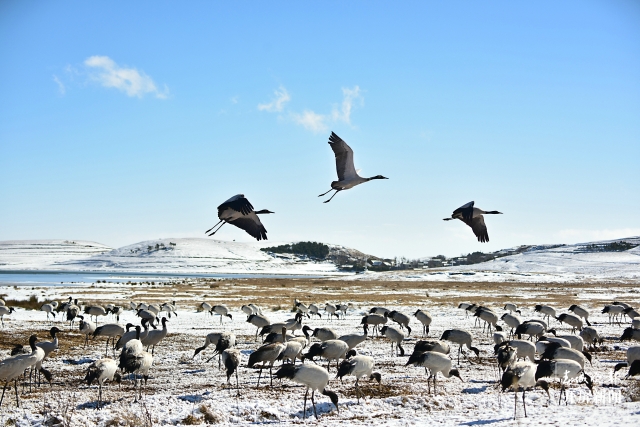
52;75;65;95
258;86;290;112
84;56;168;99
292;86;363;133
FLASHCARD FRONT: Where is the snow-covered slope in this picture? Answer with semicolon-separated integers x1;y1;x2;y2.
0;240;112;270
355;237;640;283
0;238;340;275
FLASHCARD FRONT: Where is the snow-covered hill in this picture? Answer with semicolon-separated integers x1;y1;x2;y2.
355;237;640;283
0;240;112;270
1;237;639;282
0;238;341;275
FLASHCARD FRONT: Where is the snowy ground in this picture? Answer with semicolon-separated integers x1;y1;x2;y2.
0;278;639;426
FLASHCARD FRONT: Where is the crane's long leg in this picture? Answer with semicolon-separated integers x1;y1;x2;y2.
522;388;527;418
207;221;227;236
355;378;361;403
311;390;318;419
14;379;20;407
256;367;263;388
205;219;223;234
318;188;333;197
513;389;517;419
323;190;341;203
0;381;7;407
303;388;309;419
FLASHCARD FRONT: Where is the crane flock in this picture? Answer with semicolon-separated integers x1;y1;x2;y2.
204;132;501;244
0;293;639;422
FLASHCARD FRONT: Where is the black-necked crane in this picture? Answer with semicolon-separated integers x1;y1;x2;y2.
503;303;521;314
136;309;158;327
194;332;236;369
246;313;271;341
500;313;522;338
160;301;176;318
602;304;625;325
78;316;96;348
0;306;15;327
211;305;232;325
319;132;388;203
515;321;553;341
406;351;462;394
474;308;502;335
118;325;153;402
93;323;125;355
84;305;109;325
275;364;339;419
556;333;584;351
441;329;480;363
35;327;60;385
221;348;241;393
302;325;338;342
540;342;592;368
535;359;593;405
276;328;305;365
620;327;640;342
385;310;411;335
579;326;602;351
336;350;381;403
205;333;237;366
624;307;640;321
502;361;549;419
284;313;304;334
369;306;390;315
495;340;536;363
493;331;508;345
301;340;349;372
199;302;212;314
557;313;583;333
66;299;80;327
496;344;517;376
412;340;451;356
337;324;369;351
623;359;640;379
324;303;339;321
443;201;502;242
414;309;433;336
534;304;557;323
85;357;121;409
141;317;168;355
205;194;273;241
308;304;321;319
614;346;640;375
380;325;406;356
115;322;141;350
360;313;387;336
40;303;56;321
568;304;591;326
0;335;40;408
247;342;286;387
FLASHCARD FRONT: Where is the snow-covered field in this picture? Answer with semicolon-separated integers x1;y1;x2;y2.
0;278;638;426
2;236;640;284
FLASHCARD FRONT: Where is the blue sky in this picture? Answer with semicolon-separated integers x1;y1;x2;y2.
1;1;639;258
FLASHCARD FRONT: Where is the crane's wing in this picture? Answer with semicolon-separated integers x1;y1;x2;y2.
452;201;474;221
218;195;254;217
328;132;358;181
461;215;489;243
228;212;268;241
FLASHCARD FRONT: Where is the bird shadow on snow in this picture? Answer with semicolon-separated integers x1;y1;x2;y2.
290;402;334;420
182;369;206;375
461;385;490;394
63;357;95;365
179;391;211;403
460;417;513;426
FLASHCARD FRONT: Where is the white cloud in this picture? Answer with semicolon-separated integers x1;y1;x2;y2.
258;86;290;112
292;110;328;133
289;85;363;133
331;86;362;124
84;56;168;99
556;228;640;243
52;75;65;95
